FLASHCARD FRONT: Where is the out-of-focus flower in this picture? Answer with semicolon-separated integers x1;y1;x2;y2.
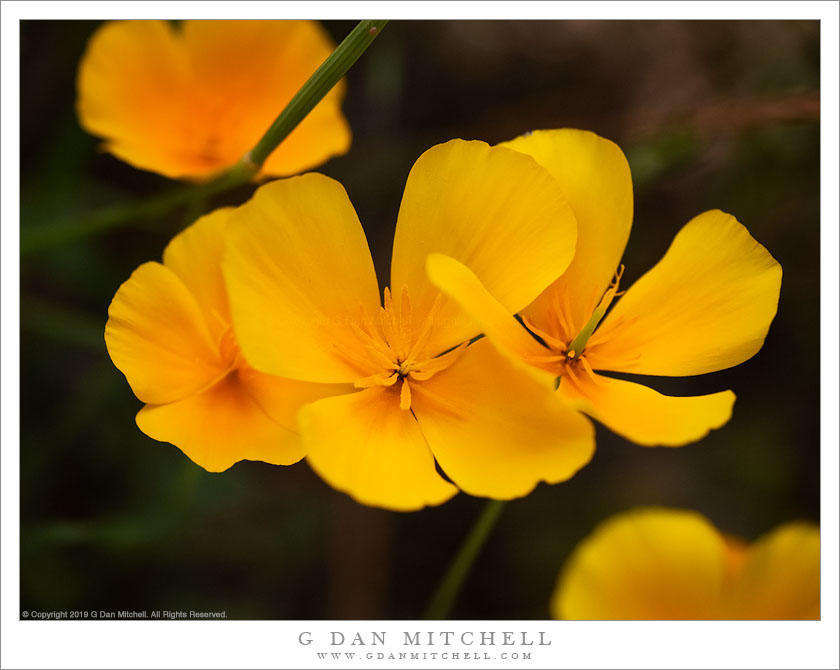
77;20;350;180
104;209;342;471
552;507;820;619
429;128;782;447
223;139;595;511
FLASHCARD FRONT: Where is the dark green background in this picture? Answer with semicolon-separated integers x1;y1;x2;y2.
20;20;820;619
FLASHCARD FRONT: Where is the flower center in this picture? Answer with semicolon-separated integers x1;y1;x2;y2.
521;266;625;384
335;285;466;410
192;318;249;396
218;324;241;368
567;264;625;358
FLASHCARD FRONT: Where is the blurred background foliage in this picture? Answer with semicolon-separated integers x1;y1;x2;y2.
20;20;819;619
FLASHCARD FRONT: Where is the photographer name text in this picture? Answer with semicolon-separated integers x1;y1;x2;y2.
299;631;551;647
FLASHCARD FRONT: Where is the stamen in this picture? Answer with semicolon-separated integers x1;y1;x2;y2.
577;355;608;384
354;371;399;389
356;304;379;338
379;288;401;354
523;351;567;378
333;340;385;374
399;284;412;351
406;293;443;362
408;341;467;381
557;289;577;339
342;287;466;403
348;323;398;367
399;378;412;410
520;315;568;352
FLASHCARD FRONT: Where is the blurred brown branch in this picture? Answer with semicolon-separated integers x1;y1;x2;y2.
686;91;819;134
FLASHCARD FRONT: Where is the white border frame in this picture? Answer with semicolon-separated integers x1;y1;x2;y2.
2;2;838;669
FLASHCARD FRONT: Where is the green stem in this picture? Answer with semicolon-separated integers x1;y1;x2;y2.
424;500;506;620
248;19;388;168
20;159;252;255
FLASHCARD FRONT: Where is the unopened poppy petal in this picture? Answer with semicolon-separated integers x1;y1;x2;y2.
391;139;578;354
554;508;728;620
727;522;820;620
300;387;458;511
105;261;224;405
562;371;735;447
411;339;594;500
136;369;311;472
586;210;782;376
223;174;381;384
502;129;633;338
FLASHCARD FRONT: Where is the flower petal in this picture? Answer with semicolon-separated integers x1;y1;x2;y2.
426;252;558;387
136;369;324;472
563;370;735;447
77;21;193;178
181;20;350;177
586;210;782;376
105;262;223;405
553;507;728;620
391;139;578;354
727;522;820;620
411;339;594;500
300;387;458;511
223;174;381;384
502;129;633;339
260;110;351;179
162;207;234;330
241;367;351;431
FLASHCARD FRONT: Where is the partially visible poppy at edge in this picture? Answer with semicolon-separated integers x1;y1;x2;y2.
77;20;351;180
552;507;820;620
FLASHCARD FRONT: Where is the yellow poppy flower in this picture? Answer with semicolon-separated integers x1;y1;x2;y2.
222;139;596;511
429;129;782;446
553;507;820;620
77;20;350;180
104;209;342;472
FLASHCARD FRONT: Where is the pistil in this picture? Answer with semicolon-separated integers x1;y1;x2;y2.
566;265;624;360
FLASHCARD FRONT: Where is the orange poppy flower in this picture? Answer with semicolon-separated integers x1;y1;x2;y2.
77;20;350;180
222;140;595;510
429;129;782;447
104;208;343;471
553;507;819;620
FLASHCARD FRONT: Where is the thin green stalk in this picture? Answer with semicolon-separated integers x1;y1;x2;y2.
424;500;506;620
20;164;251;255
21;20;388;255
248;19;388;168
